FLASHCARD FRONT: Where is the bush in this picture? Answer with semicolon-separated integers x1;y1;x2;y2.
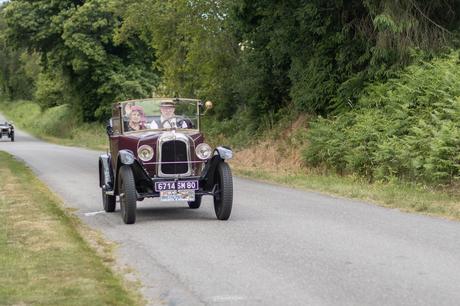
2;101;78;138
35;104;79;138
303;52;460;185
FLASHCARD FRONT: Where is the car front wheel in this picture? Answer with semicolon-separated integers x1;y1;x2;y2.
10;132;14;142
118;165;137;224
213;161;233;220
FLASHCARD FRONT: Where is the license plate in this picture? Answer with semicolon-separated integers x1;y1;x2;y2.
155;180;198;192
160;190;195;202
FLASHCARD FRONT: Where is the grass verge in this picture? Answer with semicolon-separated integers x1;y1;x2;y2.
0;151;143;305
232;165;460;221
0;100;107;150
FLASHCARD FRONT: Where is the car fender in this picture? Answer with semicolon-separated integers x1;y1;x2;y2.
114;150;153;195
118;149;135;165
98;154;114;189
215;146;233;160
200;153;230;191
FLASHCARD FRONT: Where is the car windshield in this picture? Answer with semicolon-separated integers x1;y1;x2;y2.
121;98;199;132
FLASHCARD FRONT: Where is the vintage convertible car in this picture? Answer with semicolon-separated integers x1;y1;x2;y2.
98;98;233;224
0;121;14;142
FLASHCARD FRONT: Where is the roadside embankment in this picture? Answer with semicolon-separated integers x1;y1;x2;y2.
0;151;143;305
228;121;460;221
0;101;107;150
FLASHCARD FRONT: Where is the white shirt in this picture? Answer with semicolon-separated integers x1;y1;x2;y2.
149;116;188;129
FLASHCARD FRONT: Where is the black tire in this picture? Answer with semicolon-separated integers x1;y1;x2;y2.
100;168;116;212
102;188;116;212
10;133;14;142
118;165;137;224
213;162;233;220
188;196;202;209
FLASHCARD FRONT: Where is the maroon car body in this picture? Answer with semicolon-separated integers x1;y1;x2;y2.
98;98;233;224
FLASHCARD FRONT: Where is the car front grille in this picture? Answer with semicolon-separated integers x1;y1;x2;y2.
160;140;189;175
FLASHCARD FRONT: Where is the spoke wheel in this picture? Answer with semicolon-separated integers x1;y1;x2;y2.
213;162;233;220
188;196;202;209
118;165;137;224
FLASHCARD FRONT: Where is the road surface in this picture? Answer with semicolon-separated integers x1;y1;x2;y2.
1;116;460;306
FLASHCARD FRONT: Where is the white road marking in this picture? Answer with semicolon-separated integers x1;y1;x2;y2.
84;210;106;216
209;295;248;303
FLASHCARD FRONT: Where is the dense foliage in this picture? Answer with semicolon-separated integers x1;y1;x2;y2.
117;0;460;121
1;0;460;185
1;0;159;120
305;53;460;184
0;12;39;100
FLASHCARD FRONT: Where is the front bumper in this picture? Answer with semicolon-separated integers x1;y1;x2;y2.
138;176;215;198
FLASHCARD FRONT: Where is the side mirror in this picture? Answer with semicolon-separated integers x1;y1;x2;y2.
106;119;113;136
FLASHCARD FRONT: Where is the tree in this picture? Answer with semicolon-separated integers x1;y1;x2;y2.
0;3;39;100
118;0;240;117
3;0;159;120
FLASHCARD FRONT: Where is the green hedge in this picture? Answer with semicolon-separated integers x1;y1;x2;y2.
3;102;78;138
1;101;106;149
304;52;460;185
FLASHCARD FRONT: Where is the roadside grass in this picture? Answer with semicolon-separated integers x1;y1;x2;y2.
232;163;460;221
228;114;460;221
0;100;106;150
0;152;143;305
38;123;108;151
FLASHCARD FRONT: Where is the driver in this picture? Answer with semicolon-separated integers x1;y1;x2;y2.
150;101;188;129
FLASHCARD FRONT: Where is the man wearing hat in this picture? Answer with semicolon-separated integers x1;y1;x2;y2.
150;101;189;129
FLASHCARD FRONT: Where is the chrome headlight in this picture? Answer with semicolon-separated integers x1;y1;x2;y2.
195;143;212;160
138;145;154;162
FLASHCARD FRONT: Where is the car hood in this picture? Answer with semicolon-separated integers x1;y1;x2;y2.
131;130;203;143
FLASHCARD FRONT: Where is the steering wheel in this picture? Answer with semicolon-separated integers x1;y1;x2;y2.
160;116;189;128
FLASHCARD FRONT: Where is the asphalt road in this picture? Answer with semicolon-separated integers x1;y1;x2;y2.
1;116;460;306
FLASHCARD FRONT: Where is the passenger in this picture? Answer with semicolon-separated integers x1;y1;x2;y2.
127;105;147;131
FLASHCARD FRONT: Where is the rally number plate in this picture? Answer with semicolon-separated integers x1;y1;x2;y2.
160;190;195;202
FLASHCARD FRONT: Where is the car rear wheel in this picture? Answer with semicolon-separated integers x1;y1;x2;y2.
213;161;233;220
188;196;202;209
118;165;137;224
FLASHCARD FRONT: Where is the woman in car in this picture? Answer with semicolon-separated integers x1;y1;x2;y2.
127;105;147;131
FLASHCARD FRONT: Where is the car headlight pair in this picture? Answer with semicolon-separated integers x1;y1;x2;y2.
195;143;212;160
138;145;154;162
138;143;212;161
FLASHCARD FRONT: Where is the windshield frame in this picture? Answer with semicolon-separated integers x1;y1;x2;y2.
118;97;202;134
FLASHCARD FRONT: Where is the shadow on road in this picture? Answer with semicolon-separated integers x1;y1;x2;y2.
131;205;217;222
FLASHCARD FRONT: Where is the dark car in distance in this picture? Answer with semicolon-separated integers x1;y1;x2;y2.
0;121;14;141
98;98;233;224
